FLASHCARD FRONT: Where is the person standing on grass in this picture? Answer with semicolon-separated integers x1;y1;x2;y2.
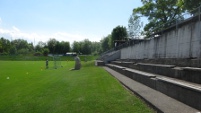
70;54;81;70
46;59;48;69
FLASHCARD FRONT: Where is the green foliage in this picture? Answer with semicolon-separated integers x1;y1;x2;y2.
0;37;99;56
128;14;143;38
35;41;46;52
90;41;101;55
177;0;201;14
47;38;57;54
72;41;81;53
43;48;49;56
9;46;17;55
72;39;101;55
111;26;128;47
0;37;11;54
18;48;29;55
47;38;70;54
100;35;111;52
0;61;154;113
34;52;42;56
134;0;183;37
11;39;29;50
80;39;92;55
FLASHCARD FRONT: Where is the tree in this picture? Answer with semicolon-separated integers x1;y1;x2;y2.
128;14;143;39
28;43;34;53
91;41;101;55
134;0;183;37
47;38;57;54
60;41;70;54
177;0;201;14
100;35;111;52
9;46;17;55
43;48;49;56
0;40;2;53
111;26;128;47
80;39;92;55
72;41;81;53
0;37;11;54
11;39;29;50
35;41;46;52
11;39;34;54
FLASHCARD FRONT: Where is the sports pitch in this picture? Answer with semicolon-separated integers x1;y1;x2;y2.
0;61;154;113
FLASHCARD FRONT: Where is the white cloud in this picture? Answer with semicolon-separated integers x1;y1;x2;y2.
12;26;20;32
0;18;101;44
0;26;101;46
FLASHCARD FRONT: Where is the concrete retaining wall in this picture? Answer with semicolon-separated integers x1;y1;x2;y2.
121;20;201;59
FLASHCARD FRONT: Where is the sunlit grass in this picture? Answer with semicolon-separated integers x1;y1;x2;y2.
0;61;154;113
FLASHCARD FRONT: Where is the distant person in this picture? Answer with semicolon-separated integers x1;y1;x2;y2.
70;54;81;70
46;59;48;69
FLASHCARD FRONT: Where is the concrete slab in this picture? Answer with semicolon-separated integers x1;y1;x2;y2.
182;67;201;71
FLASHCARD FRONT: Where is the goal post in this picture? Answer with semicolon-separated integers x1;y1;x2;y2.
52;56;61;69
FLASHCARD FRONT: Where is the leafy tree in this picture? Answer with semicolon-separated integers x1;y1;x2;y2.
60;41;70;54
91;41;101;55
18;48;29;55
111;26;128;47
100;35;111;52
11;39;29;50
43;48;49;56
0;37;11;54
28;43;34;53
72;41;81;53
72;40;100;55
80;39;92;55
177;0;201;14
35;41;46;52
9;46;17;55
55;41;62;54
134;0;183;37
0;39;3;53
11;39;34;54
128;14;143;39
47;38;57;54
46;39;70;54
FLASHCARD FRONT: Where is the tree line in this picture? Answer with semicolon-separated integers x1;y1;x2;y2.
0;37;102;56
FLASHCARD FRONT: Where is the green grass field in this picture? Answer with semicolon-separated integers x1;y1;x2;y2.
0;60;154;113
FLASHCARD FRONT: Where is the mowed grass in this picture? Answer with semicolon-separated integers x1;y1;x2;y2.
0;60;154;113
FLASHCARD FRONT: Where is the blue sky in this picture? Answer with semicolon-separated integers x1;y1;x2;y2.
0;0;144;45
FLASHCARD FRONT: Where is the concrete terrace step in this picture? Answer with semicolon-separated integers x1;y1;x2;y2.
103;66;200;113
111;61;201;84
106;63;201;110
95;60;105;66
157;77;201;91
107;63;201;91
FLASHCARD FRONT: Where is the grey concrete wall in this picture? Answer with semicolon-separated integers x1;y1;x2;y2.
121;20;201;59
101;50;121;63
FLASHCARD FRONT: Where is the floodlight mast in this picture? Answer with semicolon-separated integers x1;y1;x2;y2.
53;44;56;56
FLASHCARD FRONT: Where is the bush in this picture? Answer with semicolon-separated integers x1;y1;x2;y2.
0;52;8;56
18;48;29;55
9;46;17;55
34;52;42;56
43;48;49;56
